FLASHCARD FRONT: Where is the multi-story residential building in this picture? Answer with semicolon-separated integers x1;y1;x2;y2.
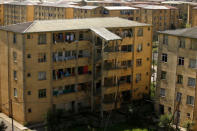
73;5;140;21
73;6;102;18
1;1;75;26
192;7;197;27
156;27;197;125
162;1;197;26
102;6;140;21
133;4;179;39
0;17;152;124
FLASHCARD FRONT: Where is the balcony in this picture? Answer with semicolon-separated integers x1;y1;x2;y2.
53;57;90;68
103;66;132;77
103;51;132;60
52;40;91;50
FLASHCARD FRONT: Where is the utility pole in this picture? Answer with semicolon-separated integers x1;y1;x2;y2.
10;99;14;131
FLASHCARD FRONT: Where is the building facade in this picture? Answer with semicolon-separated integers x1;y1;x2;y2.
133;4;180;39
1;1;75;26
0;17;152;124
156;27;197;125
192;7;197;27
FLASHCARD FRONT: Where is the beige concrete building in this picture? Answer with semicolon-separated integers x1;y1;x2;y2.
133;4;180;39
73;6;140;21
1;1;75;26
162;1;197;26
0;17;152;124
156;27;197;125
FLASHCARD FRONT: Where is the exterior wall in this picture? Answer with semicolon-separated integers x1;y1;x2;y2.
3;4;27;25
65;8;74;19
34;5;65;20
0;31;26;124
132;26;152;99
0;25;152;124
26;5;34;22
156;34;197;126
103;9;140;21
192;9;197;27
74;7;103;18
139;8;179;38
0;4;3;26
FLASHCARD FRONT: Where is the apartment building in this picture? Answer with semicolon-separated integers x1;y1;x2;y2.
162;1;197;26
74;5;140;21
133;4;179;39
156;27;197;125
73;6;102;18
1;1;75;26
0;17;152;124
102;6;140;21
192;7;197;27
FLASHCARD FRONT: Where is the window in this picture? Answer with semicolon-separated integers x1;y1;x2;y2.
177;75;183;84
136;73;141;83
176;92;182;102
162;53;167;62
28;108;32;113
28;91;31;95
161;71;166;79
14;88;17;97
136;59;142;66
38;34;46;44
137;44;142;52
187;113;190;118
79;33;83;40
27;54;31;59
191;40;197;50
27;73;31;77
179;38;185;48
121;45;133;52
13;33;16;44
38;53;46;63
189;59;197;68
38;72;46;80
186;95;194;105
38;89;46;98
163;35;168;45
13;51;17;62
178;57;184;65
14;70;17;80
188;77;196;87
137;28;143;36
160;88;165;97
27;34;31;39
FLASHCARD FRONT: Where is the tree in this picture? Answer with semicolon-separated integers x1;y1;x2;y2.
159;114;174;131
183;120;194;131
0;121;7;131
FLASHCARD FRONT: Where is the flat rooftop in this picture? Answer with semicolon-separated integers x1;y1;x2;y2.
159;27;197;39
0;17;150;33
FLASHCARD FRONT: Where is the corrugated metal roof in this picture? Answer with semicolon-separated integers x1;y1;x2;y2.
104;6;138;10
91;28;121;41
0;17;151;33
158;27;197;39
